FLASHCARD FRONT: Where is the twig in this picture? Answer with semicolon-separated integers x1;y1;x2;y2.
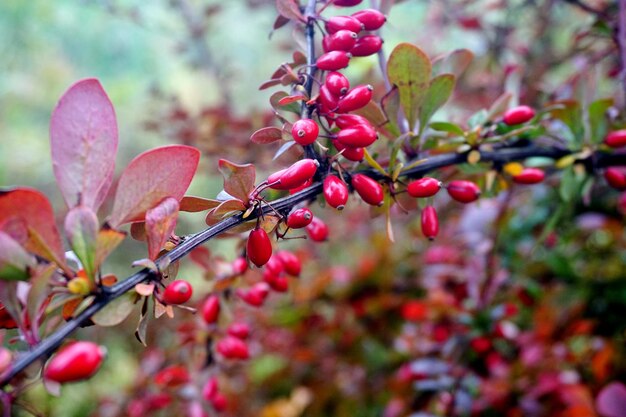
302;0;320;162
619;0;626;111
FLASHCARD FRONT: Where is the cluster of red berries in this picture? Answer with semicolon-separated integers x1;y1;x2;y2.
603;129;626;192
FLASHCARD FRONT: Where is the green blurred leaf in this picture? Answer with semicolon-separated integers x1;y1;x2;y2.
0;231;34;281
93;291;136;326
548;100;584;148
250;354;288;383
588;98;613;144
429;121;464;136
419;74;455;134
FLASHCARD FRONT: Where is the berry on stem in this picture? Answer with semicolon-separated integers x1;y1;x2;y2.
336;124;378;147
325;15;364;34
323;30;358;52
351;9;387;30
512;168;545;184
236;282;270;307
286;208;313;229
421;206;439;240
605;129;626;148
334;114;372;129
503;105;535;125
447;180;480;203
247;228;272;267
350;35;384;57
337;85;373;113
407;177;442;198
604;167;626;190
232;257;248;275
316;51;351;71
291;119;319;146
44;341;105;384
351;174;384;206
201;295;220;325
306;217;329;242
276;251;301;277
227;322;250;339
324;174;349;210
334;141;365;162
268;159;319;190
216;336;249;360
325;72;350;97
162;280;193;305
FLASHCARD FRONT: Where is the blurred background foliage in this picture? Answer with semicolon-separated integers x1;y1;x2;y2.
1;0;625;416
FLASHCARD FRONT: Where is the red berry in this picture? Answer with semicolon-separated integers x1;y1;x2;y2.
334;114;372;129
291;119;319;146
289;178;313;194
316;51;351;71
201;295;220;325
247;228;272;267
227;322;250;339
276;251;301;276
447;180;480;203
263;270;289;292
44;341;105;384
513;168;545;184
334;141;364;162
211;393;228;412
401;300;428;321
202;377;219;402
421;206;439;240
324;174;349;210
163;280;193;305
337;85;373;113
332;0;363;6
470;337;492;354
605;167;626;190
407;177;442;198
433;324;450;343
268;159;319;191
306;217;329;242
232;257;248;275
325;71;350;97
605;129;626;148
503;105;535;125
351;174;384;206
265;255;285;276
286;208;313;229
154;365;189;387
351;9;386;30
236;282;270;307
323;30;358;52
325;15;364;34
216;336;249;360
350;34;383;57
318;85;339;112
336;124;378;147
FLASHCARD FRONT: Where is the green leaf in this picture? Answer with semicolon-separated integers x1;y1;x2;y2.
93;291;136;326
467;109;488;129
559;166;582;203
64;206;98;280
380;87;401;136
548;100;584;148
270;91;300;114
0;231;35;281
429;121;465;136
588;98;613;144
419;74;455;134
387;43;432;131
432;48;474;78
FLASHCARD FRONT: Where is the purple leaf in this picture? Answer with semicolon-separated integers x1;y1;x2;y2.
597;382;626;417
276;0;305;23
50;78;118;211
251;127;284;144
108;145;200;227
145;197;179;261
218;159;256;202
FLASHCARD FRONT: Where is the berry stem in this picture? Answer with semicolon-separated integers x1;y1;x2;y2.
302;0;322;162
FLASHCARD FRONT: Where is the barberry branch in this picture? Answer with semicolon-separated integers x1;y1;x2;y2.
1;143;621;388
618;0;626;111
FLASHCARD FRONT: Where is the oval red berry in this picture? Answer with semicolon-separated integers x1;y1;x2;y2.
447;180;480;203
351;174;384;206
421;206;439;240
201;295;220;324
316;51;351;71
605;129;626;148
44;341;105;384
351;9;386;30
325;72;350;97
247;228;272;267
512;168;545;184
324;174;349;210
306;217;329;242
350;35;383;57
163;280;193;305
291;119;319;146
503;105;535;125
407;177;441;198
337;85;373;113
286;208;313;229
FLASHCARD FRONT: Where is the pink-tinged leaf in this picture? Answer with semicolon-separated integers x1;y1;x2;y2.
50;78;118;211
270;92;301;114
276;0;305;22
0;188;64;264
64;206;98;280
273;14;290;31
130;222;147;241
26;264;56;336
205;199;247;223
597;382;626;417
0;217;28;245
108;145;200;227
145;197;179;260
432;48;474;78
95;226;125;270
218;159;256;202
0;231;35;281
251;127;284;144
135;283;155;297
278;95;306;106
259;79;283;91
292;51;306;66
180;196;221;212
273;140;297;160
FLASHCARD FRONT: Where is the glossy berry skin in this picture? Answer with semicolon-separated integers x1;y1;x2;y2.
265;255;285;276
289;178;313;194
351;9;386;30
334;141;364;162
351;174;384;206
512;168;545;184
44;341;105;384
201;295;220;324
227;322;250;339
470;337;492;354
325;71;350;96
291;119;319;146
236;282;270;307
605;129;626;148
324;175;349;210
276;251;301;276
503;105;535;125
316;51;351;71
605;168;626;190
306;217;329;242
350;35;384;57
318;84;339;111
263;270;289;292
286;208;313;229
247;228;272;267
332;0;363;6
334;114;371;129
325;15;364;34
323;30;358;52
202;377;219;402
268;159;319;190
163;280;193;305
154;365;190;387
447;180;480;203
216;336;249;360
337;85;373;113
421;206;439;240
336;124;378;147
232;257;248;275
211;393;228;412
407;177;442;198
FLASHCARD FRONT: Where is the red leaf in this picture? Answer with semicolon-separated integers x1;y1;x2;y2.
278;95;306;106
179;196;221;212
273;14;290;30
0;231;35;281
218;159;256;203
276;0;305;23
597;382;626;417
259;79;282;91
0;188;64;264
145;197;179;260
251;127;283;144
50;79;118;211
108;145;200;227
